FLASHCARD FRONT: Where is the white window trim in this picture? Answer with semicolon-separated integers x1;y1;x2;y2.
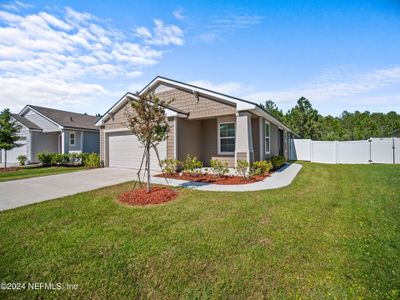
265;121;271;154
69;131;76;146
218;122;235;155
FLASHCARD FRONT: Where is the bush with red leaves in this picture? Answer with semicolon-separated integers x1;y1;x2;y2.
118;187;178;206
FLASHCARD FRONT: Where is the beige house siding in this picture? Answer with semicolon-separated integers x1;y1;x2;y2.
201;118;235;167
167;118;175;159
177;118;202;161
154;87;236;119
267;123;280;158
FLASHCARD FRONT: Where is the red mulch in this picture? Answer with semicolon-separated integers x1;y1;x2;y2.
0;167;20;173
118;187;178;206
155;173;270;185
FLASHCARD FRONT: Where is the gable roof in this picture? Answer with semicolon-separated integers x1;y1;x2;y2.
95;92;189;126
20;105;99;131
96;76;295;133
11;113;42;130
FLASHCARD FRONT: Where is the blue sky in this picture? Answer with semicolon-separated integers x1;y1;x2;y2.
0;0;399;116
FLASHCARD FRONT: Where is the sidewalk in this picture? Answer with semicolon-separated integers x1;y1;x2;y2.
150;163;302;192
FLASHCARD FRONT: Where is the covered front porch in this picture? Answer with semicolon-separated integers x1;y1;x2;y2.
172;112;280;167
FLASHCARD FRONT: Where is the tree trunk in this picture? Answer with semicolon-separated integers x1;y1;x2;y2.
4;150;7;169
146;145;151;193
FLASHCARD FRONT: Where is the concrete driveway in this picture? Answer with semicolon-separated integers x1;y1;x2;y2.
0;168;136;212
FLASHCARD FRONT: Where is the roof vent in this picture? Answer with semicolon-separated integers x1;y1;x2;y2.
70;116;73;122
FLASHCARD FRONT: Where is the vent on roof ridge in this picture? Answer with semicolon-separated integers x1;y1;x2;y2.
70;116;73;122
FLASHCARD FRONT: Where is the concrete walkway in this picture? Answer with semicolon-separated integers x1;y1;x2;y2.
150;163;302;192
0;168;135;211
0;163;302;212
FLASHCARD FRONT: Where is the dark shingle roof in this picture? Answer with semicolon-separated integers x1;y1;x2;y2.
11;113;42;130
28;105;99;130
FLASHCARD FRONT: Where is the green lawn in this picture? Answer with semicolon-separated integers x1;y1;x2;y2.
0;166;86;182
0;163;399;299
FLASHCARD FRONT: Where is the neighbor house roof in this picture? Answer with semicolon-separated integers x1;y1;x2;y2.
11;113;42;130
20;105;99;130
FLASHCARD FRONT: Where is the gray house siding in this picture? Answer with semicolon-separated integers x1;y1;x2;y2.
24;109;60;132
267;123;280;159
82;131;100;153
31;131;59;162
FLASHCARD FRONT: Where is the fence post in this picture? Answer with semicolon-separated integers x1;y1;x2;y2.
393;137;395;165
310;140;313;162
368;139;372;163
335;140;338;164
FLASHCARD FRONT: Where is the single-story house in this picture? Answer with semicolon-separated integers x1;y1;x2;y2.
95;76;296;170
0;105;100;164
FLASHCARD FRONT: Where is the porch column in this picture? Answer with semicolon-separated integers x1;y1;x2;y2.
235;112;254;166
174;117;178;159
80;131;84;153
61;131;66;154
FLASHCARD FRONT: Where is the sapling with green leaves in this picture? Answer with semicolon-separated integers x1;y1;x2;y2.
125;94;170;192
0;108;22;169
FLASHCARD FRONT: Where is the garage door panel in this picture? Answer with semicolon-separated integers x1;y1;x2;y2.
108;131;166;171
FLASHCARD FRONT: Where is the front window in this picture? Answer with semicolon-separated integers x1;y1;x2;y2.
265;122;270;153
69;132;76;146
219;123;235;154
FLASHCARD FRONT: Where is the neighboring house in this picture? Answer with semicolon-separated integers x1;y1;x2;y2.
392;129;400;137
0;105;100;164
96;76;296;171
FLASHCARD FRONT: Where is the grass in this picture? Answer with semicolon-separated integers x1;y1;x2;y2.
0;163;399;299
0;166;86;182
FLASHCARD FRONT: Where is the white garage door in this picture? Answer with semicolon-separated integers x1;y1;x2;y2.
108;131;166;171
1;140;27;164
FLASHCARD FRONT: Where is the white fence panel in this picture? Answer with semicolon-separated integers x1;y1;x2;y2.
290;139;311;161
370;138;393;164
337;140;370;164
395;138;400;164
311;141;336;164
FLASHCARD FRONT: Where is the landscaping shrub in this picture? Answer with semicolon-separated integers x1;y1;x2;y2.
270;155;287;170
83;153;100;168
51;153;69;166
37;152;54;167
183;154;203;174
251;160;273;176
210;159;229;177
236;159;250;178
16;155;27;166
160;158;181;175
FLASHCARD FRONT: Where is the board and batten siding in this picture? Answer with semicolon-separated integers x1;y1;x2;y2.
24;109;60;132
167;118;175;159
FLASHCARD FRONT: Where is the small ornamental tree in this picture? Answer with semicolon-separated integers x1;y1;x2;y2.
0;108;22;169
125;94;170;192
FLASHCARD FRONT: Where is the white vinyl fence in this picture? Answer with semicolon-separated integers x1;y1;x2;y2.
289;137;400;164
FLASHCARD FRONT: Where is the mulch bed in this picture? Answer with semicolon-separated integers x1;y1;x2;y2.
155;173;270;185
0;167;20;173
118;187;178;206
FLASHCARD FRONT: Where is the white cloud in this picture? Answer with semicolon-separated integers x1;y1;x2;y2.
173;9;185;20
246;66;400;104
199;14;262;42
1;1;32;11
135;19;184;46
189;80;249;95
0;7;183;112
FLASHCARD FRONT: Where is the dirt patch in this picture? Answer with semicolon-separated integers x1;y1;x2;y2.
155;173;270;185
118;187;178;206
259;238;273;247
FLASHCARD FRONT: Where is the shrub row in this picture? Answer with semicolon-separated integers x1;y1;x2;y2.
37;152;100;168
160;154;287;177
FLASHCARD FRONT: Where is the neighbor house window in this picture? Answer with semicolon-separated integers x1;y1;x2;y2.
219;123;235;154
265;122;270;153
69;132;76;146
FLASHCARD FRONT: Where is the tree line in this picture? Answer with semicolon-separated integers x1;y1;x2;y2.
260;97;400;140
